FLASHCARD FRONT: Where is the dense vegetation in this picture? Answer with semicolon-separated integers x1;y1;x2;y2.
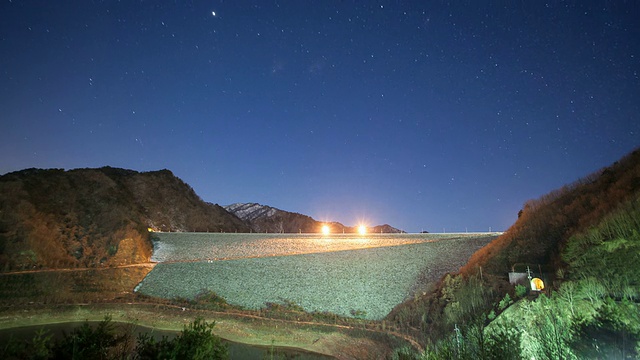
387;148;640;358
2;148;639;358
0;316;228;360
0;167;249;271
464;148;640;277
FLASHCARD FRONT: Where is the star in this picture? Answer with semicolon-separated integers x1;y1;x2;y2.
1;1;638;233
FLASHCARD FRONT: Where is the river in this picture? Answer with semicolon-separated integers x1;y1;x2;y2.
0;321;334;359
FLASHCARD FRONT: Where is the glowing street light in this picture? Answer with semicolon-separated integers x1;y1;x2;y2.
358;225;367;235
321;224;330;235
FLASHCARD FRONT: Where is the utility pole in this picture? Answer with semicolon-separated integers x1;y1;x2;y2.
454;324;461;356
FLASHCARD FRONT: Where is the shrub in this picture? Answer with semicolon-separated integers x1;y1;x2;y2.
136;318;227;360
0;329;53;360
498;293;512;311
53;315;119;360
194;290;233;311
4;316;228;360
350;309;367;319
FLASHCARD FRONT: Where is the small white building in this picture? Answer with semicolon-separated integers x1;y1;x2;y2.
509;265;544;291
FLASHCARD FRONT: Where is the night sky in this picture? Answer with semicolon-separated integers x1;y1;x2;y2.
1;1;639;233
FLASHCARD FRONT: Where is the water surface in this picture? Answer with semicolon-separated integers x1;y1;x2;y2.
0;321;334;360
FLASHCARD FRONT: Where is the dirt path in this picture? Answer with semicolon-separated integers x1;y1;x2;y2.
0;263;156;276
137;302;424;353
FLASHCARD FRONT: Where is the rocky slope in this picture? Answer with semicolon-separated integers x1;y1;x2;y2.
225;202;404;234
0;167;249;271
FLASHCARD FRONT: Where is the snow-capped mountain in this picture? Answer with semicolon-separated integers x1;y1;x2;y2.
224;202;403;234
224;203;278;222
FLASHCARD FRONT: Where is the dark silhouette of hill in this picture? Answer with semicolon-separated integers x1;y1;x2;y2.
0;167;249;271
225;202;404;233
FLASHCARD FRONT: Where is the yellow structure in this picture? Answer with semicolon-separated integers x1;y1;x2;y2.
531;277;544;291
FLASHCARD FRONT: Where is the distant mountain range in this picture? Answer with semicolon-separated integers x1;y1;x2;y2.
224;202;404;234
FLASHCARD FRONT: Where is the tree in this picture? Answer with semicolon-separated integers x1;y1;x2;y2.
526;295;576;360
136;318;228;360
53;316;120;360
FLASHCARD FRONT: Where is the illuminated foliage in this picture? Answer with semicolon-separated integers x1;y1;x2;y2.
404;150;640;358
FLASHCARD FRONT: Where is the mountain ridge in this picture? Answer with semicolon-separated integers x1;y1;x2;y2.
0;167;249;271
0;167;405;271
224;202;404;234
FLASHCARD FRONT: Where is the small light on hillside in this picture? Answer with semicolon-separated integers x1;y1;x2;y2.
147;227;154;232
531;277;545;291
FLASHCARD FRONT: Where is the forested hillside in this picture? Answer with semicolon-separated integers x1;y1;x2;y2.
462;148;640;277
387;148;640;359
0;167;249;271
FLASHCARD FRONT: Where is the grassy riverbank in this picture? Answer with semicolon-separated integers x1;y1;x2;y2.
0;252;418;358
0;303;405;359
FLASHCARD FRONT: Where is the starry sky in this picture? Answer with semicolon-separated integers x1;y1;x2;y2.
1;1;639;233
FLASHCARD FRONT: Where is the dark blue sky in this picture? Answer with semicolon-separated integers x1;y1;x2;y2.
1;1;639;233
